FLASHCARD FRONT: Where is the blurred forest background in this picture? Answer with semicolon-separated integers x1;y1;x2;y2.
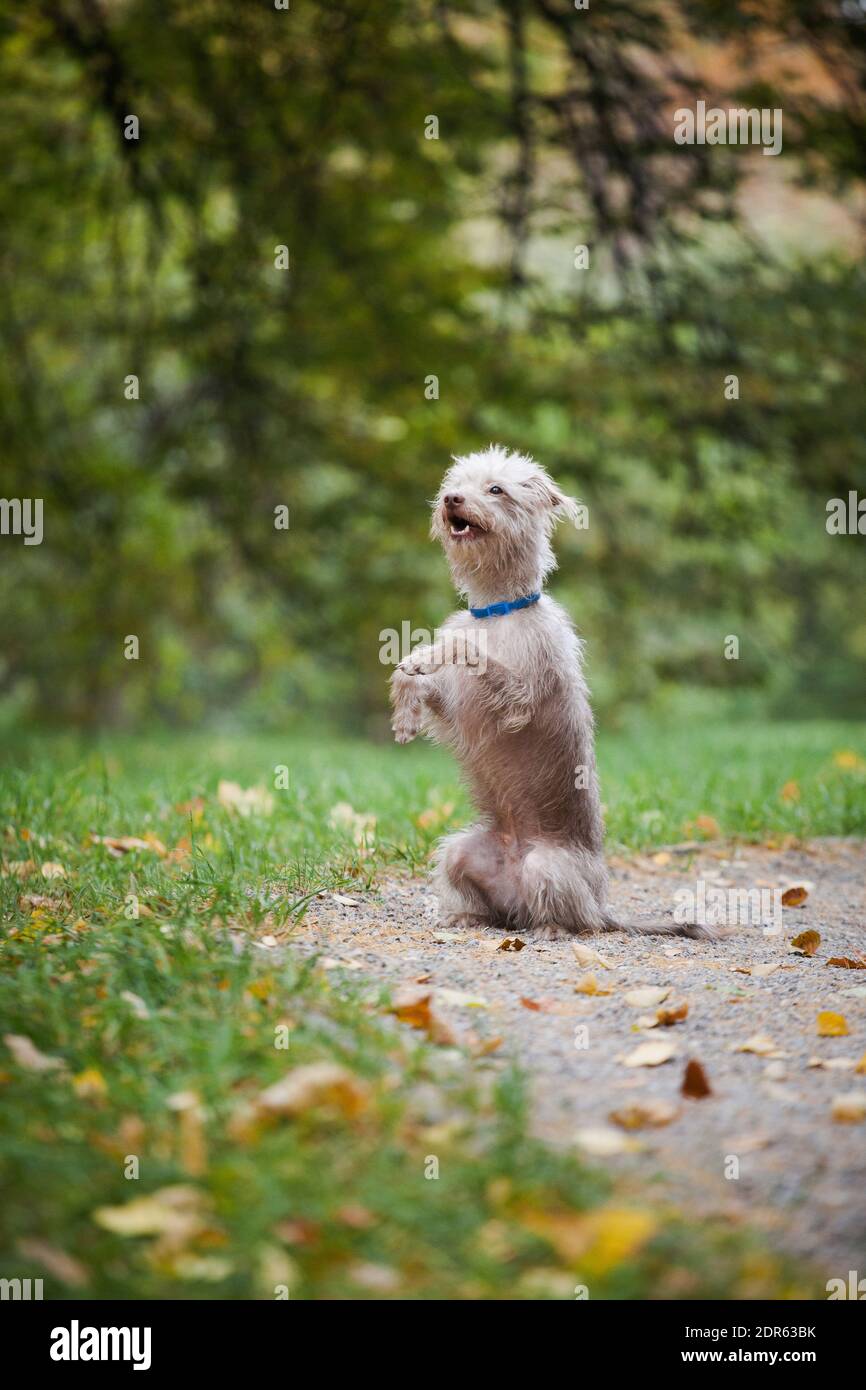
1;0;865;735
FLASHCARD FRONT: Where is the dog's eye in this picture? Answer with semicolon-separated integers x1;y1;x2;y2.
488;485;503;495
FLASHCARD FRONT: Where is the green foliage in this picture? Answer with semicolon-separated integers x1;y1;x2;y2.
0;729;827;1299
0;1;864;727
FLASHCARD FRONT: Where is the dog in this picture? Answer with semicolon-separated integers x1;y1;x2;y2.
389;444;725;939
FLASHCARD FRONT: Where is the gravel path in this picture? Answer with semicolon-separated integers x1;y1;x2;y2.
296;838;866;1279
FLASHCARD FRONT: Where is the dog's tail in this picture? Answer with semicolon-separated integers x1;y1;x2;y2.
601;912;734;941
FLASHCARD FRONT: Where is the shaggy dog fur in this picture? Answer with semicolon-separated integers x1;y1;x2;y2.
390;445;725;939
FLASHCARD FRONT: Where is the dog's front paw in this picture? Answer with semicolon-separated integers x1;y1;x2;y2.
391;711;420;744
399;643;445;677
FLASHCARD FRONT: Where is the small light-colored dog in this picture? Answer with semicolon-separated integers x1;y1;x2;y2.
390;444;723;939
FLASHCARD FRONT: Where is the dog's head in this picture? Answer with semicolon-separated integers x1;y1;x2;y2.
431;445;580;595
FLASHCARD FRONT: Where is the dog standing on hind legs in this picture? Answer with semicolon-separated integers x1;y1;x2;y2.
389;444;728;940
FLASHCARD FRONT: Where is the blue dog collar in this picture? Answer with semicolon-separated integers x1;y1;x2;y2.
469;592;541;619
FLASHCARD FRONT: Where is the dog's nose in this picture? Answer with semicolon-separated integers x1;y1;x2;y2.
444;493;464;508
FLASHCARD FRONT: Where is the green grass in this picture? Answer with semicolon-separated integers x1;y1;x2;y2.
2;718;862;1300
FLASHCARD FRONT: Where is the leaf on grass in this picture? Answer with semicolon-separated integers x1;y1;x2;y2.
497;936;525;952
572;942;614;970
120;990;150;1019
40;861;66;880
574;972;613;997
72;1067;107;1099
682;1058;712;1098
609;1099;678;1130
831;1093;866;1124
257;1062;371;1117
89;833;167;857
93;1185;207;1240
2;859;36;878
735;1034;786;1058
693;814;720;838
790;930;820;956
817;1011;849;1037
4;1033;65;1072
328;801;376;846
833;749;866;772
622;1040;677;1068
624;986;670;1009
827;956;866;970
217;780;275;817
573;1126;640;1157
779;780;800;802
167;1090;207;1176
16;1239;89;1288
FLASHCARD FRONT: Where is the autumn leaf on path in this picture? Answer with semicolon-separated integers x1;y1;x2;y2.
572;942;614;970
574;972;613;997
781;883;812;908
621;1040;677;1068
831;1093;866;1124
497;937;525;952
609;1099;679;1130
735;1034;786;1058
682;1058;712;1098
817;1011;849;1037
827;955;866;970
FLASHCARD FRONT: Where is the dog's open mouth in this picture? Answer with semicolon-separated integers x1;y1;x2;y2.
447;512;486;540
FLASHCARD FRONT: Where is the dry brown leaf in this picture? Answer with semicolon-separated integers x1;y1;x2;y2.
831;1093;866;1124
573;1126;640;1157
735;1034;786;1058
622;1040;677;1068
817;1011;849;1037
497;937;525;952
827;955;866;970
682;1058;712;1098
779;780;800;802
609;1099;679;1130
89;833;167;857
656;999;689;1026
40;861;66;880
4;1033;65;1072
781;884;811;908
806;1056;858;1072
694;814;720;838
574;972;613;997
734;963;780;978
388;988;457;1046
217;780;275;817
520;996;543;1011
93;1185;208;1241
572;943;614;970
257;1062;370;1117
624;986;670;1009
790;929;820;956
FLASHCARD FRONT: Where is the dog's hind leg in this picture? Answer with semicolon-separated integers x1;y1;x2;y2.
431;826;506;929
515;843;609;936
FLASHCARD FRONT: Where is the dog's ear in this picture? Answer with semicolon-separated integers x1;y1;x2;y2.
522;471;581;527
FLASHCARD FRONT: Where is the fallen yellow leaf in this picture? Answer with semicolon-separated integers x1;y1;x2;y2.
817;1011;849;1037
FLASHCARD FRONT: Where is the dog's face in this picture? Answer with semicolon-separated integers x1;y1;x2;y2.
431;446;579;591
